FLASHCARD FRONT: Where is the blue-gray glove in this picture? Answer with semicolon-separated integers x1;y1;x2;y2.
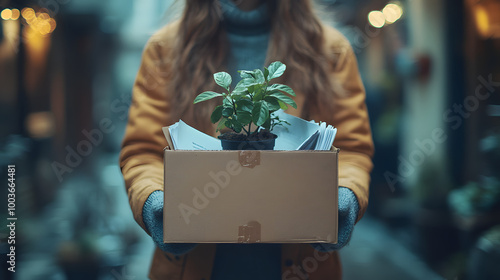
143;190;197;255
311;187;360;252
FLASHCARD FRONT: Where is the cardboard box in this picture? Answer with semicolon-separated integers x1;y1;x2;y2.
162;128;339;244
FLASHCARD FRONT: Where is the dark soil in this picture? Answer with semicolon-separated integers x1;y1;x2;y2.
218;130;277;141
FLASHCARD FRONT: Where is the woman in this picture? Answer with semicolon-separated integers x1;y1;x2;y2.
119;0;374;279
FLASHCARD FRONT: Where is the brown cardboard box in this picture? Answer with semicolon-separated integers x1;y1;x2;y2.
162;127;339;244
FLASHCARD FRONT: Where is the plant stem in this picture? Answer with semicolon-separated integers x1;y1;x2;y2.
231;99;237;115
228;97;249;135
248;122;252;137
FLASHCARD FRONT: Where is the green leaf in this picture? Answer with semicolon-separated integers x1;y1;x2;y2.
252;85;265;101
268;61;286;80
262;116;271;131
252;101;270;126
223;97;232;107
236;111;252;126
254;69;265;84
264;96;281;111
222;107;234;117
216;119;227;132
231;89;248;102
225;119;232;130
278;100;288;110
270;116;291;131
234;78;257;92
235;99;253;112
214;72;232;90
194;91;223;104
264;67;269;81
211;105;223;123
239;70;254;79
230;92;245;101
230;118;243;133
232;88;248;96
267;84;296;96
270;92;297;109
247;85;255;94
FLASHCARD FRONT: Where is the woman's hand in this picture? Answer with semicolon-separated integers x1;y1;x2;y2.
142;190;198;255
311;187;360;252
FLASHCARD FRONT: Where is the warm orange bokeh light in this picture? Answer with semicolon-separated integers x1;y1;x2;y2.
38;21;52;35
48;18;57;33
21;7;35;20
38;12;50;21
11;9;20;20
1;9;12;20
474;5;490;38
20;7;57;36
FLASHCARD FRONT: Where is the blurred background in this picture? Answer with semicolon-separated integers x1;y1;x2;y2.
1;0;500;279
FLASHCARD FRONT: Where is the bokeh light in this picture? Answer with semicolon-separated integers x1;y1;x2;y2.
11;8;20;20
21;7;35;19
474;5;490;38
20;7;57;36
368;10;386;28
49;18;57;33
383;3;404;24
1;8;12;20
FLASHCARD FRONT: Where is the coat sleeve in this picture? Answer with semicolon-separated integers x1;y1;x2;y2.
119;35;172;233
327;34;374;222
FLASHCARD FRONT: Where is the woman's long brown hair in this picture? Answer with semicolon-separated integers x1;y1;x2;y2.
168;0;337;133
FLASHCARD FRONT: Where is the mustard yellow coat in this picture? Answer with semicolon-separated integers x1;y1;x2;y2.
119;21;374;280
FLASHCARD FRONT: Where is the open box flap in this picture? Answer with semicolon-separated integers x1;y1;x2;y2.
162;126;175;151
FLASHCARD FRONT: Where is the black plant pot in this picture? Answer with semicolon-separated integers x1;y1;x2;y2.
220;138;276;150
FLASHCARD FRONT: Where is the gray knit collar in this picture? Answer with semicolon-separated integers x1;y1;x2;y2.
219;0;271;35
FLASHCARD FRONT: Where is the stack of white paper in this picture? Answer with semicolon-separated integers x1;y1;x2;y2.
308;120;337;151
163;120;221;150
271;110;321;150
164;111;336;151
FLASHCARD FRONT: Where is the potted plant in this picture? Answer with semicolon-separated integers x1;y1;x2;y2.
193;61;297;150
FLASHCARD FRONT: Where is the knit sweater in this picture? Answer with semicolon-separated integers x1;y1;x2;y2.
221;0;271;86
212;1;282;279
